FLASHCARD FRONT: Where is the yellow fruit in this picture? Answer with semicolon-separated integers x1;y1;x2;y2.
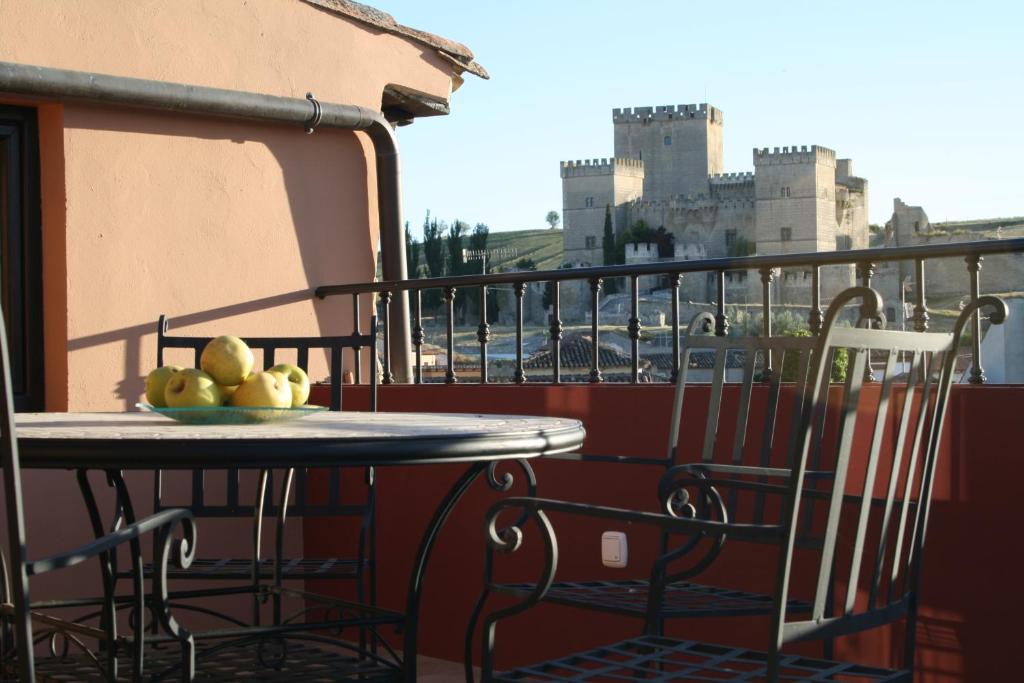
229;371;292;408
268;363;311;406
164;369;222;408
200;336;254;386
145;365;183;407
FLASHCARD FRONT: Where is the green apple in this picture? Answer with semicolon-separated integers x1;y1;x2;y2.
164;368;222;408
144;365;184;407
200;335;254;386
229;371;292;408
268;363;310;406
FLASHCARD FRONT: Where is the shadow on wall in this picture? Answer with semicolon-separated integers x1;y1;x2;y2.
60;106;378;409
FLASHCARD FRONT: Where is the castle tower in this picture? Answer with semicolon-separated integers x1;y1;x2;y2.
753;145;839;255
560;158;644;266
612;104;724;201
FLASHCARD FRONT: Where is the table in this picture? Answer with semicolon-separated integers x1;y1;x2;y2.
15;410;586;680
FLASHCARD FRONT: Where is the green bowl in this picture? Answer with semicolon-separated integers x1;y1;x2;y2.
135;403;327;425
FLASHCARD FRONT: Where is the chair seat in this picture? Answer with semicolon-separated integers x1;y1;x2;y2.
497;580;810;618
495;635;907;682
34;639;400;682
122;557;365;581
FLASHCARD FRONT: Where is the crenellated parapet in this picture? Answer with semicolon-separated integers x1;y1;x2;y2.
612;103;723;125
560;157;644;178
709;171;754;185
753;145;836;167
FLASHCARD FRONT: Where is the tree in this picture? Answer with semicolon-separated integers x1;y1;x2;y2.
463;223;491;320
543;262;572;312
422;211;446;309
515;258;538;271
404;221;420;278
545;210;560;230
447;220;469;320
602;205;615;266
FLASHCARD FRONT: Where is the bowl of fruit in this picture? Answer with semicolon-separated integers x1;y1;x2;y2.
138;335;326;425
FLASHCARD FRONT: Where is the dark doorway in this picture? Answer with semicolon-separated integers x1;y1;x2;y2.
1;105;44;411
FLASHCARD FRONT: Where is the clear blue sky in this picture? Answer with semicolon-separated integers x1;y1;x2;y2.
371;1;1023;238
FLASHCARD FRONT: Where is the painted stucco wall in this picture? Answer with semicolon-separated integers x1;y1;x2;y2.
0;0;464;609
0;0;458;412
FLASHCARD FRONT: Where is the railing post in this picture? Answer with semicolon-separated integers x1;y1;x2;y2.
379;291;394;385
628;274;642;383
478;285;490;384
514;282;526;384
670;273;681;382
589;277;603;383
966;255;986;384
550;281;562;384
809;265;823;335
912;258;929;332
715;270;729;337
412;289;423;384
352;293;362;385
759;267;775;380
856;261;877;382
444;286;457;384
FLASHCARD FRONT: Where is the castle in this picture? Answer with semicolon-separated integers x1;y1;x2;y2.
561;103;869;302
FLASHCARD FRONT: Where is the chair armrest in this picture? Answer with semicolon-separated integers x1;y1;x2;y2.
487;496;783;546
28;507;194;576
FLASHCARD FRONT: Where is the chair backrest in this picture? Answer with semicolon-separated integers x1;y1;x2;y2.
771;288;1007;664
152;314;377;519
667;313;819;526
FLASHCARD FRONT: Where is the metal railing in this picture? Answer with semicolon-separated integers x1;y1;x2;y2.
316;238;1024;385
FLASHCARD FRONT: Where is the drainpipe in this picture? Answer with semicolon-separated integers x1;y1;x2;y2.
0;61;412;382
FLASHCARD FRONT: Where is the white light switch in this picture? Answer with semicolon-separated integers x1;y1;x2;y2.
601;531;628;568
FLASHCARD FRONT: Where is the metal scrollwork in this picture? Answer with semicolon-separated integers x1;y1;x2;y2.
654;467;729;583
153;513;198;681
256;636;289;669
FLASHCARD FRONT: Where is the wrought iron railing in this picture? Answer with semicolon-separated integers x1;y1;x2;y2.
315;238;1024;385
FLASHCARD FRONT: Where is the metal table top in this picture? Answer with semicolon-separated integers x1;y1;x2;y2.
13;411;586;469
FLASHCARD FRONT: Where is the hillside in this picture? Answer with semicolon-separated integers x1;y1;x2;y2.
402;228;564;279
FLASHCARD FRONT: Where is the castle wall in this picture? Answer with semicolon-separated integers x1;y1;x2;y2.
613;104;723;201
561;158;644;266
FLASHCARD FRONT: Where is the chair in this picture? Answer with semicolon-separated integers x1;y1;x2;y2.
136;314;381;633
492;311;822;630
471;288;1006;680
0;315;197;681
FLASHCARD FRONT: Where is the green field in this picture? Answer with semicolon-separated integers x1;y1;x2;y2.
403;228;564;278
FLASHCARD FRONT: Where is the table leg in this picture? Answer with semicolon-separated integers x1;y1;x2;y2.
402;459;537;683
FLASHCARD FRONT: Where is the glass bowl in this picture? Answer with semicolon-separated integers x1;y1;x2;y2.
136;403;327;425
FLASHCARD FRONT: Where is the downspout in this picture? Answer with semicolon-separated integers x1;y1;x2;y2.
0;61;412;382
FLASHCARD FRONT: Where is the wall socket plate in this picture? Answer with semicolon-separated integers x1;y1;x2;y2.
601;531;628;568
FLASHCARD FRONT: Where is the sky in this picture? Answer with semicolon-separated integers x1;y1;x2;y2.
370;1;1024;238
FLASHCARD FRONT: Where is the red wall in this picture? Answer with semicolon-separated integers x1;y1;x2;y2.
304;383;1024;681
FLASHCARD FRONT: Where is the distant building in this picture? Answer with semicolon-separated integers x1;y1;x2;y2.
561;103;868;302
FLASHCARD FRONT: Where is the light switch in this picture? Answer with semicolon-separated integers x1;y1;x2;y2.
601;531;628;568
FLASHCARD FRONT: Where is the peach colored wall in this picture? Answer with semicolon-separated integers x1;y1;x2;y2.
0;0;464;606
0;0;458;411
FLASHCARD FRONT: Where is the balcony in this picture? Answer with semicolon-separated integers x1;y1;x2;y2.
302;238;1023;681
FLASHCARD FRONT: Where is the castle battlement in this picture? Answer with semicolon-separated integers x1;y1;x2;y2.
709;171;754;184
753;145;836;167
560;157;644;178
612;103;723;124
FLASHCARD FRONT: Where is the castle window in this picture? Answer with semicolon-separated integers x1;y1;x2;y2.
585;236;597;249
584;197;595;208
914;220;920;233
725;230;737;249
781;227;792;242
836;235;852;251
664;135;672;146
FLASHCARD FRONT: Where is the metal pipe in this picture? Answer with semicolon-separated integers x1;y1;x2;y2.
0;60;413;381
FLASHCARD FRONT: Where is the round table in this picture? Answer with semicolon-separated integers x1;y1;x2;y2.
14;410;586;680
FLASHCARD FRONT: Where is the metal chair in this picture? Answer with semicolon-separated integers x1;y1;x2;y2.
492;312;823;631
134;314;380;632
471;288;1006;681
0;315;198;681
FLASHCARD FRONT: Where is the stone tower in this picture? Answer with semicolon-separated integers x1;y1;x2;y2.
560;158;644;265
753;145;838;254
613;104;724;201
